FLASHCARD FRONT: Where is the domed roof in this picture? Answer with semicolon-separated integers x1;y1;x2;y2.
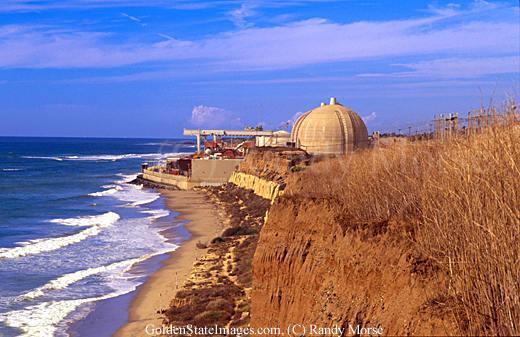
291;98;368;154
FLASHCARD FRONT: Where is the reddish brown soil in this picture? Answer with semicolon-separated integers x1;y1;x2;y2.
238;147;310;183
251;197;460;336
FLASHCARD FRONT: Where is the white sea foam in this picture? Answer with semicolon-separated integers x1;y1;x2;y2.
110;177;161;207
0;212;120;259
22;152;188;163
2;168;22;171
88;185;123;197
20;243;177;301
115;173;138;184
20;259;136;300
0;228;101;259
64;154;139;161
130;195;160;207
139;142;196;147
5;245;177;337
88;174;159;206
1;288;131;337
21;156;63;161
48;212;120;227
138;142;172;146
141;209;170;220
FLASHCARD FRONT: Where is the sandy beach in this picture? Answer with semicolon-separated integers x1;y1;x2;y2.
114;189;225;337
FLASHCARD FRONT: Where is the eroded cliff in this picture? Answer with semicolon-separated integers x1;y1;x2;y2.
251;197;459;336
251;123;519;336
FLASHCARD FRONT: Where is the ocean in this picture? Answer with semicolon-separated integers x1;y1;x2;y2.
0;137;194;337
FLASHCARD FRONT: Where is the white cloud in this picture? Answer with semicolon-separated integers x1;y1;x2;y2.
0;0;218;12
279;111;304;129
121;12;142;23
190;105;242;128
191;105;225;125
397;56;520;78
229;3;257;28
359;56;520;79
426;0;500;16
0;0;347;12
121;12;147;26
0;1;517;74
157;33;175;40
426;3;461;17
362;112;377;123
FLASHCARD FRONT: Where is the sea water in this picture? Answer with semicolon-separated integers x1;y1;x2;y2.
0;137;194;337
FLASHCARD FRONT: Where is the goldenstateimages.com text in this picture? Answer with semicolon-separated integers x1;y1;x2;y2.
145;324;384;336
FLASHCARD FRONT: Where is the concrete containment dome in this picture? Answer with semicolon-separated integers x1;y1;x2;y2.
291;97;368;154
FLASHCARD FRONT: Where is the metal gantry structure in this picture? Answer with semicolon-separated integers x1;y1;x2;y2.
183;129;275;153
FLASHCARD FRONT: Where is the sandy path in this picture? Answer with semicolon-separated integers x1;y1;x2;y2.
114;190;224;337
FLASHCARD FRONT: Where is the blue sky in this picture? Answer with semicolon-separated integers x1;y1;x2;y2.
0;0;518;137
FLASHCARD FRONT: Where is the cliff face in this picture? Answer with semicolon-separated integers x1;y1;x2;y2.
237;147;310;183
251;197;458;335
228;172;282;202
228;147;310;203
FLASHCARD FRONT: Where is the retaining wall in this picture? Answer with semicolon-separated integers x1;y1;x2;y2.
142;169;194;189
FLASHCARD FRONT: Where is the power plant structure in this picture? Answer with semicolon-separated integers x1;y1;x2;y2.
140;97;368;189
291;97;368;155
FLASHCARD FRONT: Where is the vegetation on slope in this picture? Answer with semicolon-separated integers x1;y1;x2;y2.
163;185;270;334
284;112;519;335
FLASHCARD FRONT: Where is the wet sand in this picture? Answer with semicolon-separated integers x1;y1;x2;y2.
114;189;224;337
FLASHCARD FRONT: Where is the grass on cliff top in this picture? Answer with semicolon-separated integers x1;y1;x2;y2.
285;106;519;336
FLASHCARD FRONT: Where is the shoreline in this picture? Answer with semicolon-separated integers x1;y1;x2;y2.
114;189;225;337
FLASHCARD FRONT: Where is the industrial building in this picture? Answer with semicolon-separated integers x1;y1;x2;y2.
291;97;368;154
140;128;287;189
140;97;368;189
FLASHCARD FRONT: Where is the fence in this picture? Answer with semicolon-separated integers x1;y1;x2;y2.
376;102;518;142
432;105;518;140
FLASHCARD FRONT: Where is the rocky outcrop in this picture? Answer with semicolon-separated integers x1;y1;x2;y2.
237;147;310;183
228;172;282;202
251;196;459;336
228;147;309;202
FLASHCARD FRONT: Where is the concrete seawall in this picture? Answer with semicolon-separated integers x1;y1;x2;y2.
142;159;242;190
142;169;193;189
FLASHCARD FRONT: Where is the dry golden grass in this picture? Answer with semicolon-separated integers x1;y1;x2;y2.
285;107;519;335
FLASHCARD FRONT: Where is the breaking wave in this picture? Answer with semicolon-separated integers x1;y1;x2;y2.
7;243;177;336
2;168;22;171
48;211;119;228
21;156;63;161
141;209;170;220
88;185;123;197
22;152;189;162
88;174;160;207
115;173;138;184
20;259;137;300
130;195;160;207
0;212;120;259
1;287;132;337
107;176;160;207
